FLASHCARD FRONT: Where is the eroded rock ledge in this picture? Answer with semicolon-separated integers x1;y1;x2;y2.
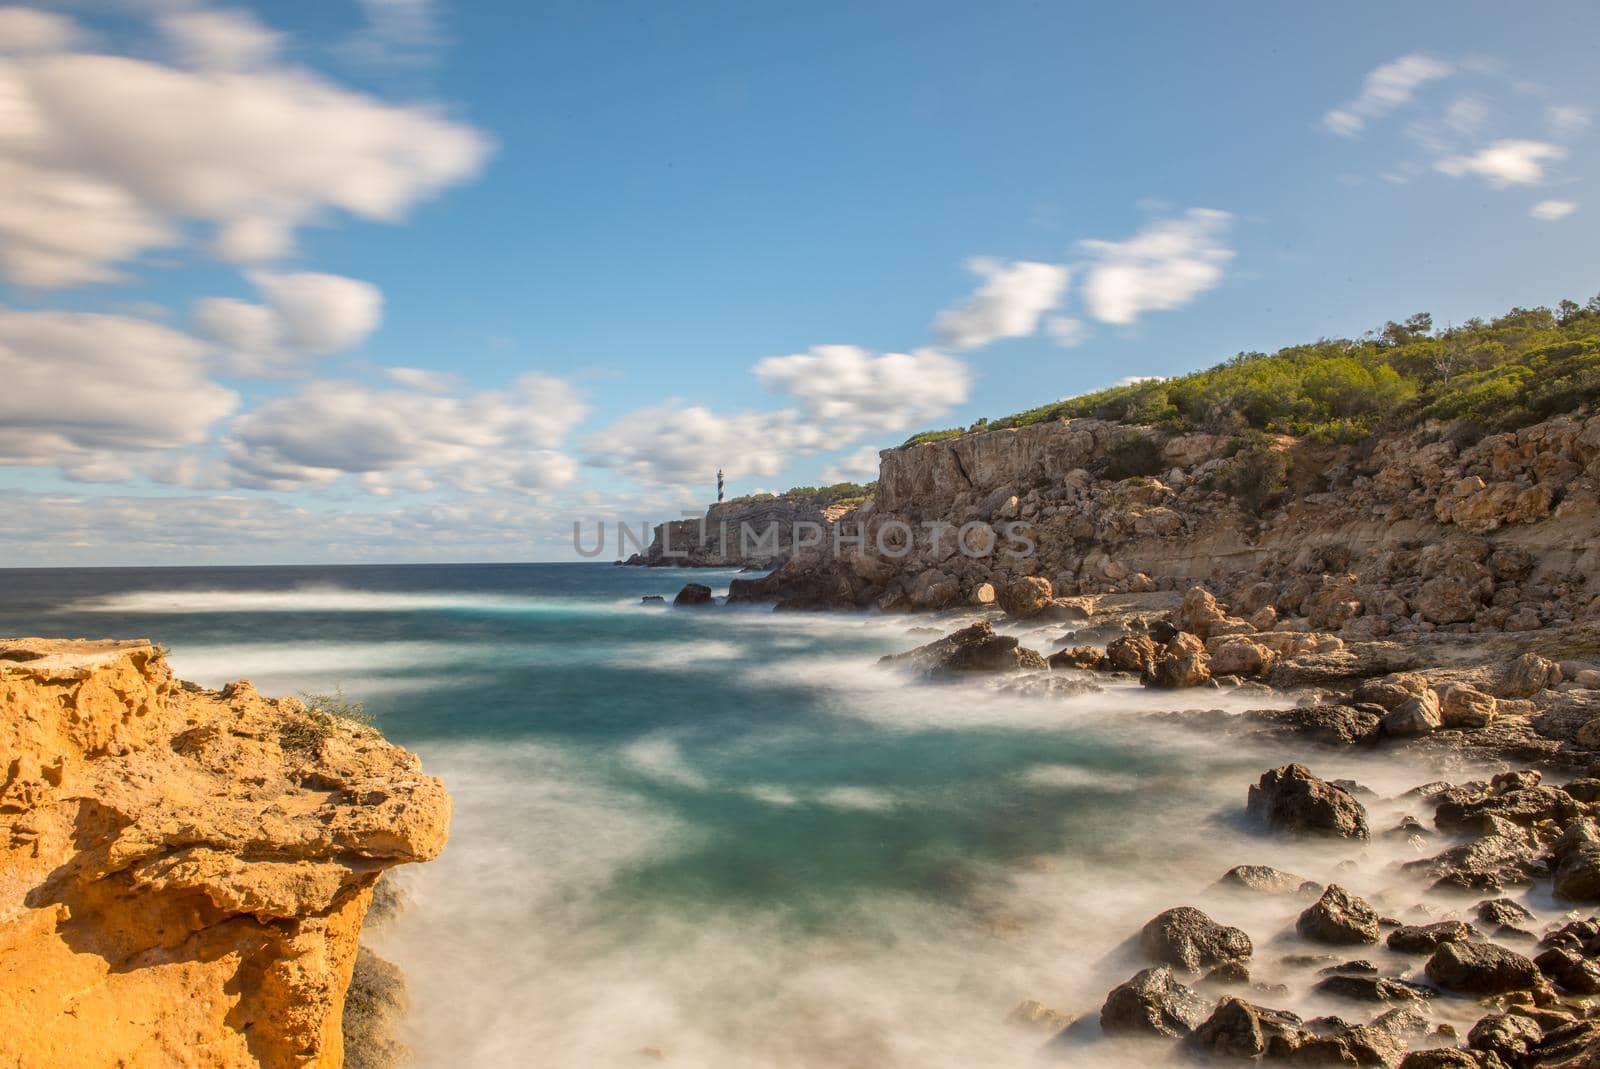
0;637;450;1068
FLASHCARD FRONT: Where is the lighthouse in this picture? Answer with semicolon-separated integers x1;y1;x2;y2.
716;468;725;503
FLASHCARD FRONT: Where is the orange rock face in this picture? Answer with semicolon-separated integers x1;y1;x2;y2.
0;638;450;1068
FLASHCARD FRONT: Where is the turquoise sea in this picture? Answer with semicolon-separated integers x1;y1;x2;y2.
0;563;1492;1067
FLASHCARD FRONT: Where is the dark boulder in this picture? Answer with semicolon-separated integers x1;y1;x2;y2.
1099;966;1214;1038
1139;906;1253;974
1397;1052;1487;1069
1425;941;1541;995
1434;786;1583;833
1535;947;1600;994
673;582;714;606
1312;974;1433;1003
1243;705;1383;747
1214;864;1318;896
1297;885;1380;945
1403;834;1544;893
1387;921;1477;955
1476;898;1536;938
877;621;1047;680
1247;764;1370;840
1468;1013;1543;1064
1552;821;1600;903
1186;998;1304;1060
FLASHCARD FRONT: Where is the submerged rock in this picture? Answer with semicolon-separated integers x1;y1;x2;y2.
1244;705;1383;747
1467;1013;1543;1064
1186;997;1304;1060
1139;906;1253;974
1311;973;1433;1003
1425;941;1541;994
1215;865;1318;896
1535;946;1600;994
1387;921;1477;955
1099;966;1214;1038
877;621;1047;680
1005;999;1073;1035
673;582;714;606
1247;764;1370;840
1297;886;1381;945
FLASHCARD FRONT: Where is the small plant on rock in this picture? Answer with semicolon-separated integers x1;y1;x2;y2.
281;686;376;752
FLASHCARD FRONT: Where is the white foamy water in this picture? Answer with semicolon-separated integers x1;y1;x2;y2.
67;586;628;616
375;697;1533;1069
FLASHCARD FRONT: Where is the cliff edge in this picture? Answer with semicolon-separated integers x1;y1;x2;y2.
0;637;450;1068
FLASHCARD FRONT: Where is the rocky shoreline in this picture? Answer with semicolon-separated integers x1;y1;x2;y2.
652;568;1600;1065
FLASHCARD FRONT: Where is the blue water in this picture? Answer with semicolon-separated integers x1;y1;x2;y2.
0;563;1454;1067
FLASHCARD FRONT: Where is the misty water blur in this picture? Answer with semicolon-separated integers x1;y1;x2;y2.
0;563;1538;1067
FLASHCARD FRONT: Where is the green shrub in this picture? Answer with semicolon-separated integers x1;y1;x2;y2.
901;427;964;446
900;295;1600;445
1217;441;1290;515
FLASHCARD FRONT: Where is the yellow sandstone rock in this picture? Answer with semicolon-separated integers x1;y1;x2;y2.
0;638;450;1068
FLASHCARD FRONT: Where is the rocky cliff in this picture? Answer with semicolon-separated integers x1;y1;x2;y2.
0;638;450;1068
734;408;1600;635
624;494;849;568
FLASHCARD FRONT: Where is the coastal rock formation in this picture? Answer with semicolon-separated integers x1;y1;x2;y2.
732;408;1600;634
673;582;714;606
1247;764;1371;839
0;638;450;1068
1297;885;1381;945
623;493;844;568
1424;941;1541;995
1139;906;1253;974
1099;966;1213;1038
877;621;1047;679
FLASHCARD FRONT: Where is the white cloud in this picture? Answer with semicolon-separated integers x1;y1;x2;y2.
821;445;884;485
0;10;491;286
585;405;823;488
1324;53;1453;137
1548;105;1591;137
1079;209;1234;326
1436;139;1565;187
197;270;384;374
157;9;283;71
345;0;442;67
933;258;1068;349
0;309;237;468
1113;375;1166;387
1530;199;1578;221
1045;315;1087;348
591;346;967;489
0;6;78;54
219;373;586;494
753;345;970;435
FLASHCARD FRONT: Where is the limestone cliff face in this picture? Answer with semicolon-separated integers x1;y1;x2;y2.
0;638;450;1068
625;494;848;567
737;409;1600;633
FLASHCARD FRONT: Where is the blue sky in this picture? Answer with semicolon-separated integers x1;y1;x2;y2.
0;0;1596;564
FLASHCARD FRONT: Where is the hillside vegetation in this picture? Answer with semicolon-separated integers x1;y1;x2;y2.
905;296;1600;447
728;481;877;508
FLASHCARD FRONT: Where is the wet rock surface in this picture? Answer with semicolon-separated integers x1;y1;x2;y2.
1248;764;1371;840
